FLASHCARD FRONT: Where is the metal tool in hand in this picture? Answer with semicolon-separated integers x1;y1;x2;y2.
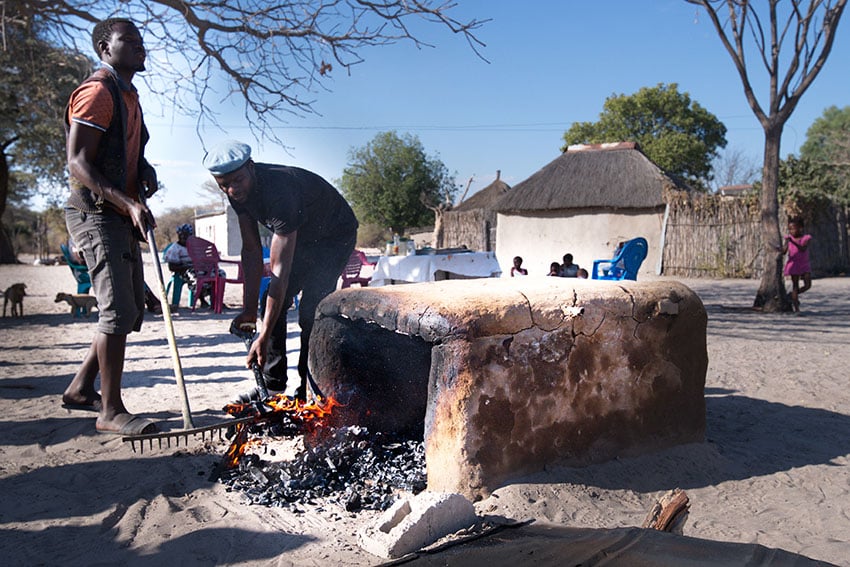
304;368;325;404
229;320;324;403
229;320;270;402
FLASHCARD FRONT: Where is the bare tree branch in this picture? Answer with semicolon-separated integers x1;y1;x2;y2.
690;0;768;124
2;0;488;145
710;146;760;191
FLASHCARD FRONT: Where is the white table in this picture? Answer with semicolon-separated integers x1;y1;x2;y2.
370;251;502;286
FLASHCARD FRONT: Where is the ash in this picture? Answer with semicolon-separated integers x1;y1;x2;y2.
218;424;426;512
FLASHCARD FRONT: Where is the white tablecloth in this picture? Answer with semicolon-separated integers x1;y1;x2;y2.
370;251;502;286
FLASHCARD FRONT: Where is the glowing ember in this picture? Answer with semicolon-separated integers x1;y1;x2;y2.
219;425;426;511
221;394;343;468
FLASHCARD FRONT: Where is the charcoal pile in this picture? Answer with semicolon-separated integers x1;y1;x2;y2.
218;424;426;512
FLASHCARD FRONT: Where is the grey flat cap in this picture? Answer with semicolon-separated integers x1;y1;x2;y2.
203;140;252;175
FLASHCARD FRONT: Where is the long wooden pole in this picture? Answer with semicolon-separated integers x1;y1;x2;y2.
142;200;194;429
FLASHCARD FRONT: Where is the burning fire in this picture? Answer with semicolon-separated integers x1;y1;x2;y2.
223;420;251;467
222;394;343;468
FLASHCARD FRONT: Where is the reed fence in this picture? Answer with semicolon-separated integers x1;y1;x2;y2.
662;192;849;278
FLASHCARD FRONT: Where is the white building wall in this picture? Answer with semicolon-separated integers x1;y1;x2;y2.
194;207;242;257
495;210;663;278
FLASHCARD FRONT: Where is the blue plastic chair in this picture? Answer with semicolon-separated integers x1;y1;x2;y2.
591;237;648;281
60;244;92;317
259;247;271;316
164;271;194;308
60;244;92;294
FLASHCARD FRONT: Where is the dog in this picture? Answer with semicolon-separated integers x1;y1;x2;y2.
55;292;99;318
3;283;27;317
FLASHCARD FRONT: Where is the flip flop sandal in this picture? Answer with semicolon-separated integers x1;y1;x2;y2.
96;415;157;436
61;399;103;412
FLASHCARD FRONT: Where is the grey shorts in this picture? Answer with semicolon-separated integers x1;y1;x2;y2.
66;207;145;335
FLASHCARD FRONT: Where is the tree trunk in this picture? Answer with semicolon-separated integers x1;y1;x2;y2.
433;209;445;249
0;149;19;264
753;123;790;311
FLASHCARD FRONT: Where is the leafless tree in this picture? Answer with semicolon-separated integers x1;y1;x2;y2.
710;146;760;191
196;178;227;209
687;0;847;311
421;175;466;248
3;0;487;143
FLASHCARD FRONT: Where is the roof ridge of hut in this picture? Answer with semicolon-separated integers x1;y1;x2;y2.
452;170;512;212
566;141;639;152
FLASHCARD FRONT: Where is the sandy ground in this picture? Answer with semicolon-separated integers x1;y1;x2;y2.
1;258;849;566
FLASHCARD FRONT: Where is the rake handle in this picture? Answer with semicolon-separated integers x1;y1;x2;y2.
146;227;195;429
140;186;194;430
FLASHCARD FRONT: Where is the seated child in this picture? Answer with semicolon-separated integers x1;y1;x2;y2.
560;253;580;277
510;256;528;277
163;224;213;308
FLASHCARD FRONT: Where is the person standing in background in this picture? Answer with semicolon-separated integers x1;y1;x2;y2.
781;215;813;312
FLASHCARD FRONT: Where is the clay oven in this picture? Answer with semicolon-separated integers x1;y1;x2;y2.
310;278;707;499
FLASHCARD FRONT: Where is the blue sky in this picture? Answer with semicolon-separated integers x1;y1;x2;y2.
133;1;850;213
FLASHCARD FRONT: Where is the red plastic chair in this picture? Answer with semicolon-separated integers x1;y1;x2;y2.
340;249;376;288
185;236;244;313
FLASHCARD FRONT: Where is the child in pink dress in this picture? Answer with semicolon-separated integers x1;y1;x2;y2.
781;216;812;312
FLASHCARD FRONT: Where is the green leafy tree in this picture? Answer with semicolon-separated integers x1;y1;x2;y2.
0;24;91;263
799;105;850;204
689;0;847;312
340;131;457;235
776;155;839;205
562;83;728;189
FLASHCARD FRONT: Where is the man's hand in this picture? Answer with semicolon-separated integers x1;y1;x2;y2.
247;331;270;370
231;312;263;368
141;167;159;199
129;201;155;241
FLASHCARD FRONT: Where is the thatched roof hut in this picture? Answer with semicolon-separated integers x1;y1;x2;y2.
454;171;512;212
493;142;688;278
442;171;511;251
496;142;685;213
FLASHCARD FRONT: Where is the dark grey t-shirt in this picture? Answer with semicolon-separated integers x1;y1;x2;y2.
229;163;357;247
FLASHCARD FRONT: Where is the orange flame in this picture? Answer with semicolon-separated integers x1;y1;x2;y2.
224;422;250;468
222;394;343;468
